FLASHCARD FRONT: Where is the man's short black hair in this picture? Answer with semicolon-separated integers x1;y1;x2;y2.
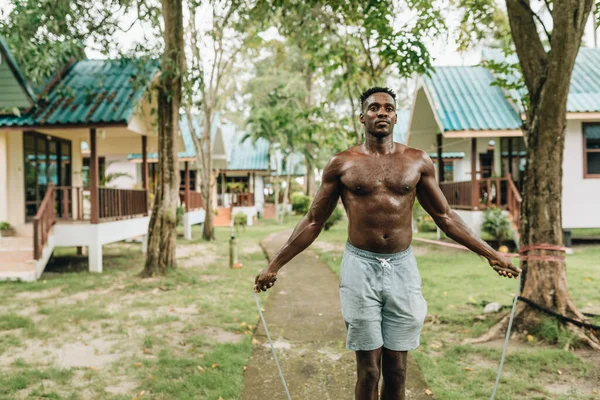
359;87;396;110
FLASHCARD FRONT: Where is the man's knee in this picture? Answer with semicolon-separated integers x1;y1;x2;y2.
381;348;407;384
358;363;381;384
382;364;406;384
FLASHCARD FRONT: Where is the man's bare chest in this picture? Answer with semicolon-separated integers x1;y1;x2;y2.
340;159;421;196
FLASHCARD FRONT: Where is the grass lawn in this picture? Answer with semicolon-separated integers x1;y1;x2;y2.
312;220;600;400
572;228;600;238
0;217;300;400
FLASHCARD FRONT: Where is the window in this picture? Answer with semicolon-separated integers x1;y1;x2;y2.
583;124;600;178
443;162;454;182
23;131;72;220
179;170;197;192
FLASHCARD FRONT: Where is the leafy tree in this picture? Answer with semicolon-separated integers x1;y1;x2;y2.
459;0;599;349
257;0;445;143
245;42;316;223
0;0;156;85
183;0;256;240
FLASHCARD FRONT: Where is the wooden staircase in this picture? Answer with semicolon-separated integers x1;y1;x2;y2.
0;235;38;281
213;207;232;227
0;186;57;281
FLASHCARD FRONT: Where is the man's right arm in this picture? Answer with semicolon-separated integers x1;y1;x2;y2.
254;156;343;292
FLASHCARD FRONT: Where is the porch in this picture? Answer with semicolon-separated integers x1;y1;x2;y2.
214;171;261;227
439;175;522;226
0;127;154;281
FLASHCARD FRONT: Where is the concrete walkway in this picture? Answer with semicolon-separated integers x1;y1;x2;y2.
240;231;430;400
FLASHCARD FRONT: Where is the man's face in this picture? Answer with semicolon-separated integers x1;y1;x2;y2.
359;92;397;138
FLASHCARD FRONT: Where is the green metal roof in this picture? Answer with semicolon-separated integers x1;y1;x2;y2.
228;133;270;171
427;152;465;159
0;36;37;108
270;150;306;176
128;114;220;161
482;48;600;114
0;58;157;128
129;114;305;174
423;66;522;132
221;123;237;162
567;48;600;113
393;109;410;144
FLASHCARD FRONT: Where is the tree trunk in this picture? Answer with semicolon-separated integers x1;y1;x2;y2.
305;157;316;196
201;111;214;240
472;0;599;349
279;154;294;224
142;0;183;277
202;176;213;240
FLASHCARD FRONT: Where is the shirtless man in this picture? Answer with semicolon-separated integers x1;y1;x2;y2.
254;86;521;400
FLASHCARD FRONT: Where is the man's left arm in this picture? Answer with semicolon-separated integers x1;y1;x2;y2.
415;152;521;279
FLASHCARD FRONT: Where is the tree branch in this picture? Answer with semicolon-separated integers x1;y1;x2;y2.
506;0;548;102
518;0;552;42
358;28;376;77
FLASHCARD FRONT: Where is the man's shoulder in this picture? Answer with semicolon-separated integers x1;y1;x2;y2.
329;145;364;162
394;143;429;160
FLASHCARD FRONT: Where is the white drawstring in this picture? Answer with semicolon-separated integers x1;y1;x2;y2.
376;257;392;269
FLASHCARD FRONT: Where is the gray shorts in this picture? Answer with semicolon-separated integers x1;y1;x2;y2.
339;241;427;352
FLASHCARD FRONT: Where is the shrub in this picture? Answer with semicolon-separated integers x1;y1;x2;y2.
0;221;12;231
176;205;185;226
324;206;344;231
234;212;248;227
417;220;437;232
482;207;512;245
291;192;311;214
413;200;427;221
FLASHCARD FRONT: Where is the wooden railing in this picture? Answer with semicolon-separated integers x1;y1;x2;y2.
54;186;85;220
439;175;522;226
506;176;522;228
180;191;203;211
230;193;255;207
478;177;508;208
33;184;56;260
53;186;148;221
99;188;148;219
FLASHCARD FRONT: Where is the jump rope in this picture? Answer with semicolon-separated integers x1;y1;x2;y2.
253;243;569;400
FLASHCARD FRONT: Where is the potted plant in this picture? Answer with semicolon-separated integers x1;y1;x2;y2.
0;221;16;237
482;207;512;250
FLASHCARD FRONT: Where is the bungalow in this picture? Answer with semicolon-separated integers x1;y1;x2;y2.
407;48;600;238
0;37;181;281
128;116;208;239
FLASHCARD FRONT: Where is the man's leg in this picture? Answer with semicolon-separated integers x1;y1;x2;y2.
380;347;408;400
355;347;383;400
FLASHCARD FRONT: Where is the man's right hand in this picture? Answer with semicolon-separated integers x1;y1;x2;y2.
254;267;278;293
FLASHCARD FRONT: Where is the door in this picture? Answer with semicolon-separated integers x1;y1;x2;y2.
23;131;72;220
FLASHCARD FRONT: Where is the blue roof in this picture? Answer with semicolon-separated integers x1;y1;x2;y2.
129;115;204;161
567;48;600;113
0;58;158;127
271;150;306;176
393;110;410;144
423;66;522;132
128;115;301;173
0;36;37;106
220;123;237;161
228;133;270;170
427;152;465;159
481;47;600;114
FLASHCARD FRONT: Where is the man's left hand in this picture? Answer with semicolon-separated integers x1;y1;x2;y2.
488;252;521;279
